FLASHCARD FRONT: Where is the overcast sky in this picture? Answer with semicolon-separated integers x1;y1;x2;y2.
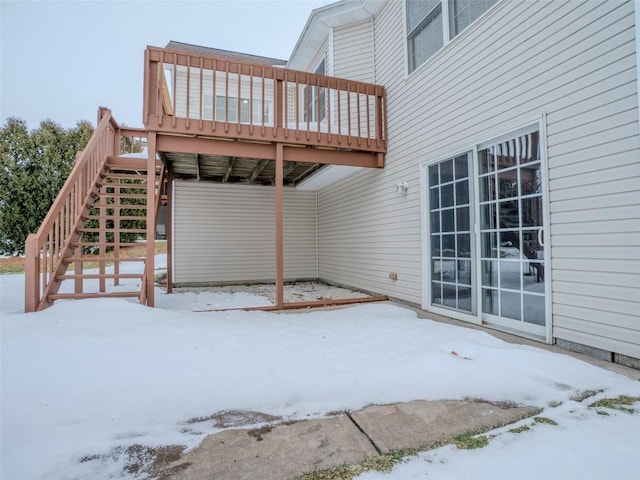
0;0;333;129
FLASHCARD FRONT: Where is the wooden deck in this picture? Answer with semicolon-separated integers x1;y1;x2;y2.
144;46;387;185
25;46;388;312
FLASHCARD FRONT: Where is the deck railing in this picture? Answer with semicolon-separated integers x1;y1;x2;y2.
24;108;147;312
143;46;387;153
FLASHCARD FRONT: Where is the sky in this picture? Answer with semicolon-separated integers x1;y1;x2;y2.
0;0;333;129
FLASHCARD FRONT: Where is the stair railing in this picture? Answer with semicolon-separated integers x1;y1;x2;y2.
24;108;120;312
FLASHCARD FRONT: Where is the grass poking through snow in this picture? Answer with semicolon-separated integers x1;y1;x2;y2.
588;395;640;414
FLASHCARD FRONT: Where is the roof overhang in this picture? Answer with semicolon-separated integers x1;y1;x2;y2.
287;0;385;70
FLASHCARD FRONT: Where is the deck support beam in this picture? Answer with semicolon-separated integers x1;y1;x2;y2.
283;161;298;178
155;136;382;168
275;143;284;309
248;159;269;184
223;157;236;183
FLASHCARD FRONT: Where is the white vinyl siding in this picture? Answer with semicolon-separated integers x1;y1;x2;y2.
333;20;375;83
167;66;275;124
317;0;639;358
174;181;317;284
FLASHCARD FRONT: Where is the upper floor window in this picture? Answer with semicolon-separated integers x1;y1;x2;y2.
407;0;497;73
304;59;327;123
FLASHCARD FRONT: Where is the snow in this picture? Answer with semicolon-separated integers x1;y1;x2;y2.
357;400;640;480
1;257;639;480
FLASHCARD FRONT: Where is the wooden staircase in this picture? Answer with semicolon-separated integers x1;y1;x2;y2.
47;161;163;303
25;108;164;312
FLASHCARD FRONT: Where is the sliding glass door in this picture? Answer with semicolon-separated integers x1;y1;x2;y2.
424;126;548;337
428;153;474;313
478;130;546;334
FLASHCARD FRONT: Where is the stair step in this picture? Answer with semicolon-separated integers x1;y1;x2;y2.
48;292;141;300
62;257;146;264
90;203;147;210
78;228;148;234
56;273;144;281
71;242;146;248
89;204;148;209
105;173;148;181
102;188;149;194
82;215;146;221
95;193;149;200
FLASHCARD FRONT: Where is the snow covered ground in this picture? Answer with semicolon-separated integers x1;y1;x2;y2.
1;256;639;480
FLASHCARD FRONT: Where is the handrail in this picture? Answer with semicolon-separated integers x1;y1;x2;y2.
24;108;130;312
143;46;387;153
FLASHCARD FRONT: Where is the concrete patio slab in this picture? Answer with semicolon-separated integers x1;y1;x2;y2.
159;414;378;480
157;399;540;479
349;399;540;453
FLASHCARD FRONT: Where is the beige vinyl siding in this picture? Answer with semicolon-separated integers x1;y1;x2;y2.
333;20;375;82
317;0;639;358
174;181;317;284
171;66;275;123
332;20;377;138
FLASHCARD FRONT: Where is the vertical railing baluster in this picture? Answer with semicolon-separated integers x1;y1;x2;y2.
326;81;331;143
237;64;242;134
306;73;311;141
186;55;191;128
337;79;342;145
172;54;177;128
356;84;361;146
366;88;371;147
347;83;352;146
199;56;204;129
261;66;266;136
224;61;229;133
294;73;300;140
157;50;162;126
375;91;383;149
273;66;279;138
283;73;288;140
212;58;217;131
315;73;321;142
249;65;254;135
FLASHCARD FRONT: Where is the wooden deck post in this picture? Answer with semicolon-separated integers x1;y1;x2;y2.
145;132;157;307
74;151;83;295
166;167;173;294
24;235;40;313
275;142;284;309
114;177;121;286
99;188;106;292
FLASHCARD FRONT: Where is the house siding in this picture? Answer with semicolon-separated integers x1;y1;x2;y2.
317;0;640;358
174;181;317;284
333;20;375;83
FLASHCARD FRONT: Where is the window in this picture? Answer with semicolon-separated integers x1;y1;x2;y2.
450;0;497;36
407;0;443;73
203;95;271;125
304;59;326;123
407;0;498;73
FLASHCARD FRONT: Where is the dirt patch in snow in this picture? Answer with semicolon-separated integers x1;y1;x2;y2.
171;281;371;305
186;410;282;429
